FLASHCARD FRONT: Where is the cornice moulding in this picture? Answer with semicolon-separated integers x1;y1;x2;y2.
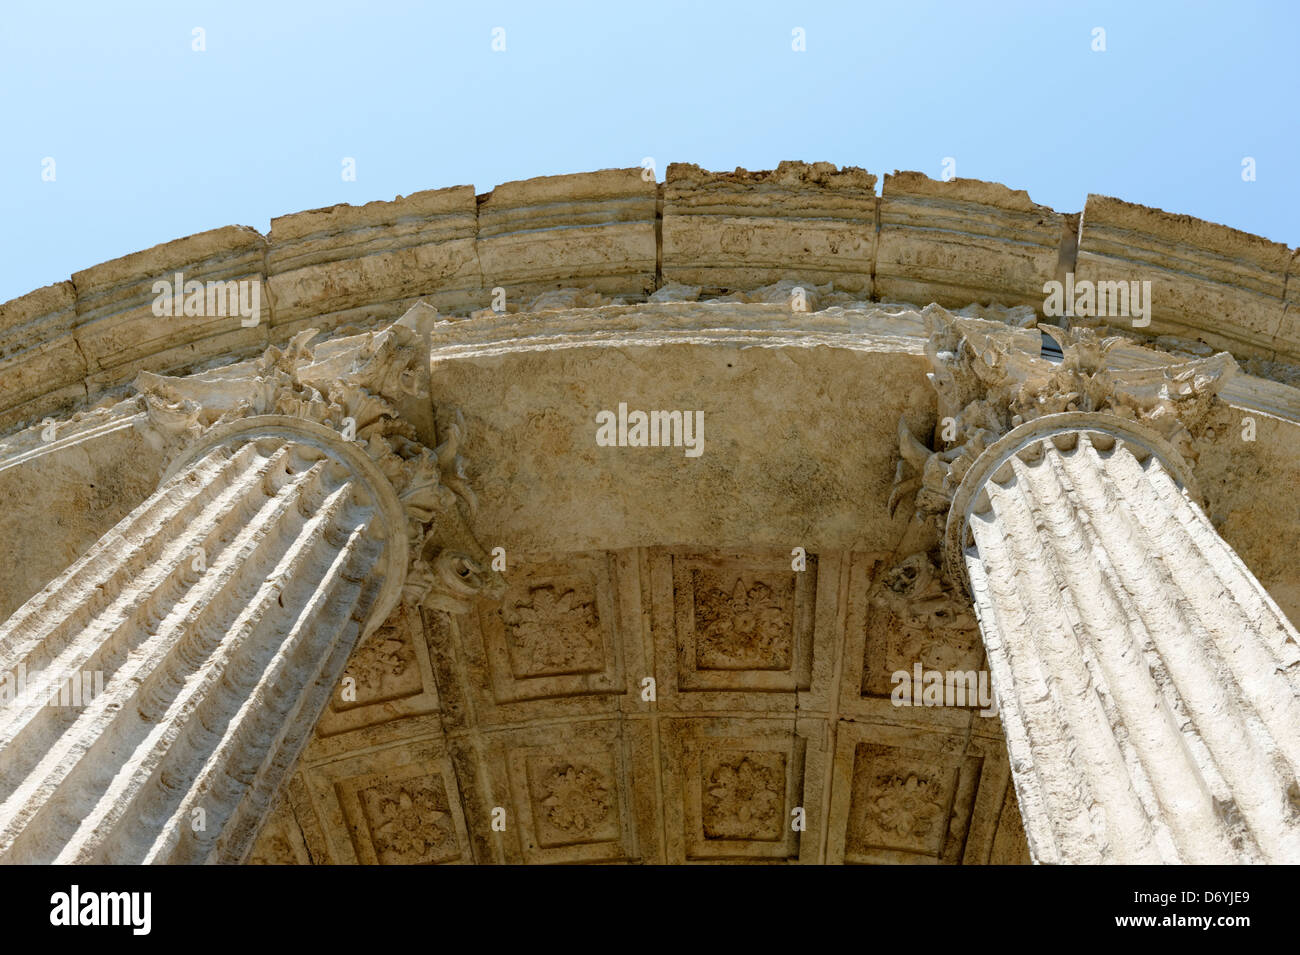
1;161;1296;435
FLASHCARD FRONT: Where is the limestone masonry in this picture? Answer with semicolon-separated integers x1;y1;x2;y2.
1;162;1298;864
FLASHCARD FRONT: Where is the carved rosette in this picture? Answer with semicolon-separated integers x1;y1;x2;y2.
133;303;503;615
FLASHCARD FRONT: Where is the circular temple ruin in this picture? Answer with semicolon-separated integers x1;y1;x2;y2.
2;162;1299;864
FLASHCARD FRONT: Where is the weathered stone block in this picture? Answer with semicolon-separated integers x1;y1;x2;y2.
1277;247;1300;361
72;225;269;391
267;186;479;337
0;282;85;429
477;168;656;302
663;161;876;295
1075;194;1289;359
876;172;1063;309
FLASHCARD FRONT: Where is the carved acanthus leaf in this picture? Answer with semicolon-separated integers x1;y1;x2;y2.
132;304;503;612
892;306;1235;526
875;552;975;632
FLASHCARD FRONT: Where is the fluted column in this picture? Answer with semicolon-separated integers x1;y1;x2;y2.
0;305;502;864
893;308;1300;864
948;413;1300;863
0;420;406;863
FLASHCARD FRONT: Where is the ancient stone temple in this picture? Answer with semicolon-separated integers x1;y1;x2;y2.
1;163;1298;864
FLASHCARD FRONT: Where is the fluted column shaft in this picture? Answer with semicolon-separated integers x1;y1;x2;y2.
952;414;1300;863
0;419;406;864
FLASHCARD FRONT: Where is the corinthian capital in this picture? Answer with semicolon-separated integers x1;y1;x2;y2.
891;305;1236;527
132;302;503;613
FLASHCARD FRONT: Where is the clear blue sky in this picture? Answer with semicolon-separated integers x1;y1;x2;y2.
2;0;1296;305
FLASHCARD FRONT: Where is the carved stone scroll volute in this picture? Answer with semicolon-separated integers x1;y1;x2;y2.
890;305;1235;547
134;302;505;617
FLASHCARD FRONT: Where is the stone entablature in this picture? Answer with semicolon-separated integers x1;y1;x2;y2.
3;292;1300;864
2;162;1298;434
5;297;1300;625
3;162;1300;864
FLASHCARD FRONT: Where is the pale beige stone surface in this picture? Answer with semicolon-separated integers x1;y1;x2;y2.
1283;248;1300;355
269;543;1025;865
900;311;1300;863
477;168;657;302
0;313;499;863
73;225;270;392
2;162;1299;865
4;160;1300;434
0;282;84;432
876;172;1064;309
0;420;163;622
968;428;1300;862
663;161;876;294
267;186;480;337
1075;194;1291;359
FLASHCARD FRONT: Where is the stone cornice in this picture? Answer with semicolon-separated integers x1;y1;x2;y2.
133;303;502;614
2;161;1297;435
